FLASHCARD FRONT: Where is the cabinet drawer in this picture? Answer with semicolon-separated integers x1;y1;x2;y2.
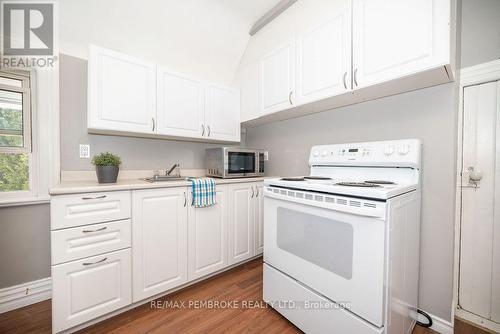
51;191;131;230
51;219;131;265
52;248;132;333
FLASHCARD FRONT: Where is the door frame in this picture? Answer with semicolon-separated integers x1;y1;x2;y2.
453;59;500;333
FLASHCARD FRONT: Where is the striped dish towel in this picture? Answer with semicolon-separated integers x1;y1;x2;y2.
189;178;216;207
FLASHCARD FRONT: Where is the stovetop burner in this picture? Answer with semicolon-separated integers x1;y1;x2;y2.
336;182;382;188
365;180;396;185
280;177;306;181
304;176;332;180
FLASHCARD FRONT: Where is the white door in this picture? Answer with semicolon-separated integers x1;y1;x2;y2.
254;183;264;255
51;249;132;333
352;0;449;89
204;84;241;142
459;81;500;324
156;68;205;138
228;183;254;265
296;2;351;105
88;45;156;133
259;41;295;115
132;188;188;302
188;186;228;280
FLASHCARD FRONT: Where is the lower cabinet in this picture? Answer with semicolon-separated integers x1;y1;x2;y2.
187;185;228;280
132;188;188;301
254;183;264;255
51;248;132;333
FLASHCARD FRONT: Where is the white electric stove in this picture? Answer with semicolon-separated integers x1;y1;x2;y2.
263;139;422;334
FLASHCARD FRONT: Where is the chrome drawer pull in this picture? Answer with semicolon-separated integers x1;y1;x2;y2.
256;187;259;197
82;226;108;233
81;195;107;200
82;257;107;266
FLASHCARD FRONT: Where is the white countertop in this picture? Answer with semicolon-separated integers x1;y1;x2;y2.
50;176;271;195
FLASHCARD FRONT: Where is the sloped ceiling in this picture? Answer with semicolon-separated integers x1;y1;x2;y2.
59;0;281;84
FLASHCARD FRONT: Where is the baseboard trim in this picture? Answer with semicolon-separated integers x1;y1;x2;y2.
424;311;453;334
0;277;51;314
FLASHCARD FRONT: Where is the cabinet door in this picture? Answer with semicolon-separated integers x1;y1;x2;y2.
88;45;156;133
204;84;241;142
296;3;351;105
259;41;295;115
352;0;449;88
188;186;228;280
156;69;205;138
254;183;264;255
132;188;188;302
52;249;132;333
228;183;254;265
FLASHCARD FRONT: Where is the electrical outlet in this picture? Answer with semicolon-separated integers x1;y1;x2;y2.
79;144;90;158
264;151;269;161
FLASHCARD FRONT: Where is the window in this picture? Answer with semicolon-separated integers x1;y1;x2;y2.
0;71;31;193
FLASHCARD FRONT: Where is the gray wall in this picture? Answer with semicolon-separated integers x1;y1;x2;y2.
60;54;228;171
0;204;51;289
461;0;500;67
245;84;457;321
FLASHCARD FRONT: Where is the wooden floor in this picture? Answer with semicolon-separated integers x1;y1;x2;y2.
0;258;492;334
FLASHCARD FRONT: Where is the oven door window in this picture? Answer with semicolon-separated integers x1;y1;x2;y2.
227;152;255;174
277;207;353;279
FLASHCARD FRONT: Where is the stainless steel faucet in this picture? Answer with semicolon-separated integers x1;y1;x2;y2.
166;163;180;176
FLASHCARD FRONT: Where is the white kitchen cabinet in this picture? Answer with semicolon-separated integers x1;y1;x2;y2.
88;45;156;134
259;41;296;115
132;188;188;301
228;183;255;264
187;186;228;280
156;68;205;138
296;2;351;105
352;0;450;88
205;84;241;142
51;249;132;333
254;183;264;255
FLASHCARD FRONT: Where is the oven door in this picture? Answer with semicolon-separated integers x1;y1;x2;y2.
264;192;386;327
225;151;257;177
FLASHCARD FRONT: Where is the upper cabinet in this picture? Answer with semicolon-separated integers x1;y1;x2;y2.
156;69;205;138
296;3;351;105
205;84;241;142
259;41;295;116
88;45;241;142
352;0;450;88
88;45;156;134
236;0;454;125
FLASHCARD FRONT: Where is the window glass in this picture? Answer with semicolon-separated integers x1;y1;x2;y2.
0;153;29;191
0;89;24;147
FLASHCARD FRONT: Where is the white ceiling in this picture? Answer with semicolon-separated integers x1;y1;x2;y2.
216;0;283;27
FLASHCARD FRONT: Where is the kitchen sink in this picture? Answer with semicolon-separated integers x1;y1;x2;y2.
142;175;189;182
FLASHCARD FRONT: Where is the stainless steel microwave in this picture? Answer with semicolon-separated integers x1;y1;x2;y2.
206;147;265;178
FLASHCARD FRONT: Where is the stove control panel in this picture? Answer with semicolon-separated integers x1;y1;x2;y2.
309;139;421;168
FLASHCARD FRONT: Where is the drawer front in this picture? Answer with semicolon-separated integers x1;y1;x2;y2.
51;219;131;265
52;248;132;333
51;191;131;230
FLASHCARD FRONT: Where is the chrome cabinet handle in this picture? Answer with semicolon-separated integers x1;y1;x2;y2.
353;68;358;87
152;117;156;131
207;126;211;137
256;187;259;197
288;91;293;105
83;257;107;266
343;72;347;90
183;192;187;207
201;124;205;136
81;195;107;200
251;187;254;198
82;226;107;233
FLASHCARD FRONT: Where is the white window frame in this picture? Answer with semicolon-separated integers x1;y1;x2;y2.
0;68;60;206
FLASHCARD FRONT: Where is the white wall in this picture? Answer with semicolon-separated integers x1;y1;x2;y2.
59;0;253;84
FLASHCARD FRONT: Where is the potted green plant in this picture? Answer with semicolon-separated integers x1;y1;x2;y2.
91;152;122;183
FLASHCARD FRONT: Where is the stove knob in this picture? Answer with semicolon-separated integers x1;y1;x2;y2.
312;150;320;157
384;145;395;156
321;149;328;157
398;144;410;155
